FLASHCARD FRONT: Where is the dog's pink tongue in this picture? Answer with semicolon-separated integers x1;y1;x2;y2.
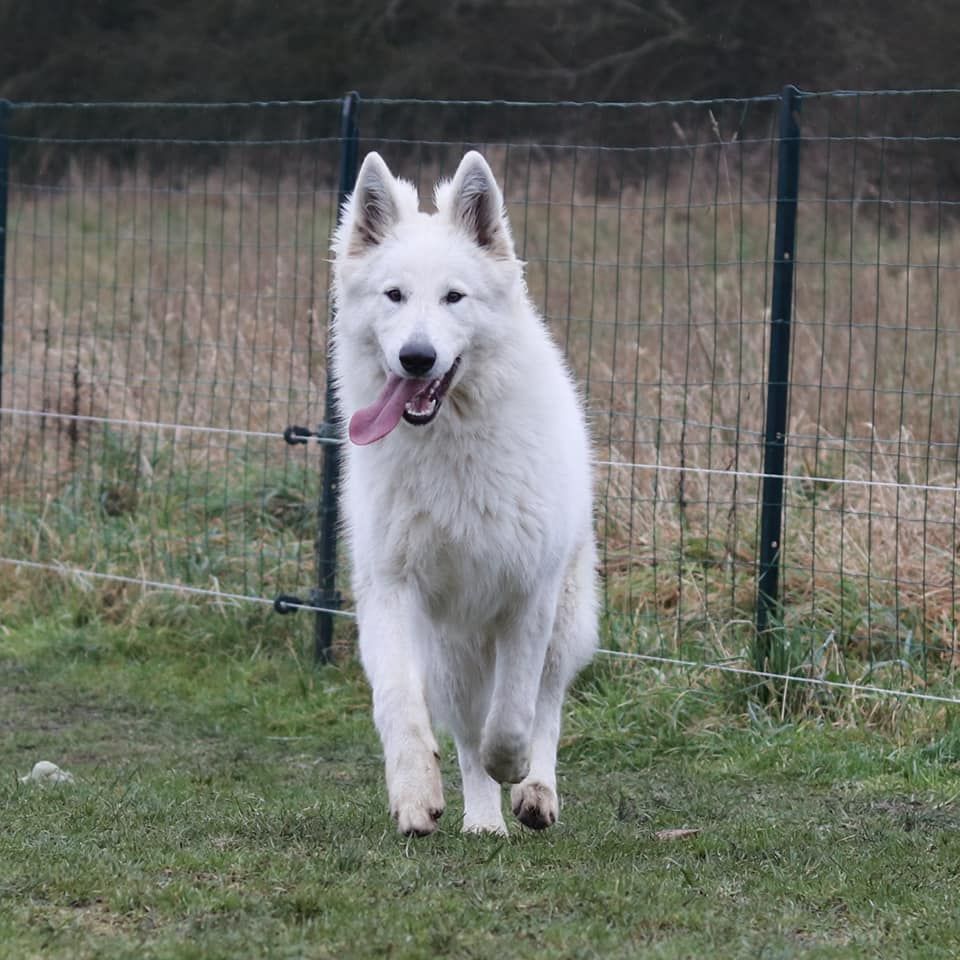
349;374;425;445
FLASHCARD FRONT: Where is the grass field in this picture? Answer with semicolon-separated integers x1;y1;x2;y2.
4;598;960;959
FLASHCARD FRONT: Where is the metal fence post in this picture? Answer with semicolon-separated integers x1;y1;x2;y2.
755;85;802;667
0;101;9;438
314;91;360;663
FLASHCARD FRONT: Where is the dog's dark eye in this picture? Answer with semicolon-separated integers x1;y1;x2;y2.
385;288;403;303
444;291;465;304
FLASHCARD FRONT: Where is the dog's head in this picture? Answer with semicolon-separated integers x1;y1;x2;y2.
332;151;523;445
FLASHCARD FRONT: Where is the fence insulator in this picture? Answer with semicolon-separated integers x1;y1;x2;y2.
283;424;341;445
283;425;315;445
273;594;305;614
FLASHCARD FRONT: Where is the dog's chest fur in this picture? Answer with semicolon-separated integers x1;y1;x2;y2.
353;429;556;627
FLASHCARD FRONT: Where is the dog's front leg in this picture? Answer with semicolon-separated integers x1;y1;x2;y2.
357;593;445;836
480;585;560;786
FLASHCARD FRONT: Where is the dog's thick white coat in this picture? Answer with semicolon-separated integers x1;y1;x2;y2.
331;152;598;835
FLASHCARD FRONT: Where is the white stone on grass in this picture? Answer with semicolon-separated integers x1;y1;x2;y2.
19;761;75;785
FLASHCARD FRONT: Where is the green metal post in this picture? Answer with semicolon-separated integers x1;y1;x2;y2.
314;92;359;663
0;101;9;440
756;85;802;667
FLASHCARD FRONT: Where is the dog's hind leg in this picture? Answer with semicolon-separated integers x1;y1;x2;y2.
357;592;445;836
456;739;507;836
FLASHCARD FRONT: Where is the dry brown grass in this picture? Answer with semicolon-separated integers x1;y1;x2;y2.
2;140;959;672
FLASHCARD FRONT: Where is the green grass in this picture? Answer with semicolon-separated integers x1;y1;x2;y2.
4;602;960;958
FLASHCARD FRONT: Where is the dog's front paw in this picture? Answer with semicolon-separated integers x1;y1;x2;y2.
387;752;445;836
393;797;445;836
510;781;558;830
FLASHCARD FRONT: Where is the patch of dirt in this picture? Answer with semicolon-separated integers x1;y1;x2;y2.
867;797;960;833
1;679;166;771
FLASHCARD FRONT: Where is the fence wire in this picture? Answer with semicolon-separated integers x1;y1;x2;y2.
1;92;959;698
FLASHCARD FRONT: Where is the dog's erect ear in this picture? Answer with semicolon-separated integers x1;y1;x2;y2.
443;152;515;259
341;152;401;256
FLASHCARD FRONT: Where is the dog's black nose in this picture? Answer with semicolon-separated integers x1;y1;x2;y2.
399;342;437;377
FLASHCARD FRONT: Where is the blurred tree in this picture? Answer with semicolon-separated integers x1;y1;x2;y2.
1;0;958;102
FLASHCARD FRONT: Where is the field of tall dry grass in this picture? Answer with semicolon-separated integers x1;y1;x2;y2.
2;129;959;683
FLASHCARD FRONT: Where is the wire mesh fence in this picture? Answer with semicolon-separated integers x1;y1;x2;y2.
0;100;345;622
1;90;959;698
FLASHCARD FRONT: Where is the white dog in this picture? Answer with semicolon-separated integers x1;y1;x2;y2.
331;151;597;836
